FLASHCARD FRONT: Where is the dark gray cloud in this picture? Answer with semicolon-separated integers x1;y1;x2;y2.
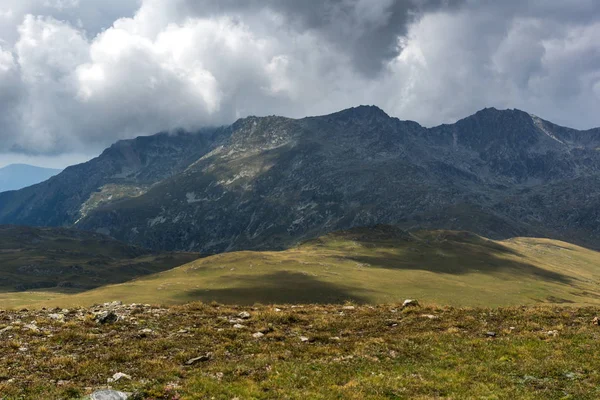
170;0;466;76
0;0;599;166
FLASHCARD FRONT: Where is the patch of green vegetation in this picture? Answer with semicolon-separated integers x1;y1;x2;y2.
8;226;600;309
1;303;600;399
78;183;150;221
0;226;199;308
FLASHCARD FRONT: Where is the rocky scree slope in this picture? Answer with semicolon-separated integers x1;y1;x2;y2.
2;106;600;253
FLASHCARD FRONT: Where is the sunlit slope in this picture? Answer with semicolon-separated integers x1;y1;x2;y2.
10;226;600;308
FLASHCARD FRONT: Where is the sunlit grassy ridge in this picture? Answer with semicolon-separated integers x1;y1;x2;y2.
7;226;600;309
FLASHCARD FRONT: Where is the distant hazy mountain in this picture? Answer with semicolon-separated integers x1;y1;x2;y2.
0;164;62;193
1;106;600;253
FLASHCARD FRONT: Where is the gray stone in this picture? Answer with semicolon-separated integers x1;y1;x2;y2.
107;372;131;383
90;390;129;400
238;311;251;319
96;311;118;324
402;299;419;308
185;352;213;365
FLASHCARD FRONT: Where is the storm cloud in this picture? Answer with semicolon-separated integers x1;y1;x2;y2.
0;0;599;165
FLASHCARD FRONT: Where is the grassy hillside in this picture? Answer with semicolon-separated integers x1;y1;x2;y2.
2;302;600;399
6;226;600;309
0;226;199;308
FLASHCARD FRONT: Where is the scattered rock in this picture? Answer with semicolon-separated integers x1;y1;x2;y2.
486;331;497;338
420;314;438;320
108;372;131;383
138;328;153;337
96;311;118;324
402;299;419;308
89;390;129;400
299;336;311;343
546;330;559;337
252;332;265;338
592;317;600;325
48;313;65;321
274;308;282;312
342;306;355;311
0;326;13;334
229;318;244;324
178;329;189;334
238;311;251;319
185;352;213;365
233;324;245;329
329;336;341;341
23;323;40;332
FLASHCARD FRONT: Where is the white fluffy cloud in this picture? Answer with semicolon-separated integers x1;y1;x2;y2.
0;0;599;162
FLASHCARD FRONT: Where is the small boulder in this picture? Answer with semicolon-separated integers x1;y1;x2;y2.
185;352;213;365
48;313;65;321
486;331;497;338
592;317;600;325
107;372;131;383
233;324;245;329
96;311;118;324
402;299;419;308
23;323;40;333
252;332;265;338
90;390;129;400
0;326;13;334
342;306;355;311
238;311;251;319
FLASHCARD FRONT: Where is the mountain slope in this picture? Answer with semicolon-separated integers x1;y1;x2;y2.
8;227;600;308
81;107;600;252
1;106;600;252
0;164;61;192
0;128;224;226
0;225;198;298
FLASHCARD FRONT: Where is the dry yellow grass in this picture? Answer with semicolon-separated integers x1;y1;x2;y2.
5;227;600;309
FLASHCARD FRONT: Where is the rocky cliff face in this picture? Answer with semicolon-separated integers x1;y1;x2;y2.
2;106;600;252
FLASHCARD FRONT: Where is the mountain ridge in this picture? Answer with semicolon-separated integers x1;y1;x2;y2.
1;105;599;253
0;164;62;193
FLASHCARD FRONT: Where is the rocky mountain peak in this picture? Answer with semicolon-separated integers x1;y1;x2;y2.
2;105;600;254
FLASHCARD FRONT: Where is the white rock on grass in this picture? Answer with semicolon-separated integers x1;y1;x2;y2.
90;390;129;400
238;311;251;319
107;372;131;383
402;299;419;308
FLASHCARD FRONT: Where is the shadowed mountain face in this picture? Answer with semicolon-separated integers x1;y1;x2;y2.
1;106;600;252
0;225;199;292
0;164;61;193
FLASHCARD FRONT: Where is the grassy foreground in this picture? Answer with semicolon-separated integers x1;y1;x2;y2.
7;226;600;309
1;302;600;399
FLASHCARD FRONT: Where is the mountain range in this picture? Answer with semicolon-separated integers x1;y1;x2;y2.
0;164;62;193
1;106;599;253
